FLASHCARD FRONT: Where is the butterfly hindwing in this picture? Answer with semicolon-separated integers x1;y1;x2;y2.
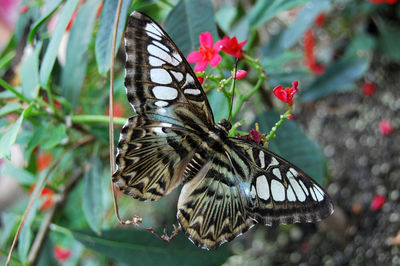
113;116;202;200
124;11;215;130
227;138;333;226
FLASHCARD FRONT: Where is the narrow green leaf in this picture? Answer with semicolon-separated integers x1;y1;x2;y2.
263;0;331;58
21;42;42;99
300;55;370;101
255;110;325;185
0;104;33;159
0;213;18;246
165;0;218;57
41;124;68;150
0;160;36;186
248;0;310;28
0;103;21;116
61;0;98;108
18;199;39;263
95;0;132;75
40;0;79;88
27;0;63;44
82;157;104;234
73;229;232;265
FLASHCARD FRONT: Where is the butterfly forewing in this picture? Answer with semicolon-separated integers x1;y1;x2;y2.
115;11;333;250
124;12;215;130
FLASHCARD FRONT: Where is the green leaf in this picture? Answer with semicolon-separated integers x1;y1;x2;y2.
0;104;33;159
61;0;99;109
40;0;79;88
18;198;39;263
165;0;218;57
208;89;229;124
0;103;21;116
263;0;331;58
300;55;370;101
0;160;36;186
21;42;42;99
27;0;63;44
82;157;104;234
95;0;132;75
73;229;232;265
378;21;400;63
255;110;325;185
0;212;18;246
41;124;68;150
248;0;310;28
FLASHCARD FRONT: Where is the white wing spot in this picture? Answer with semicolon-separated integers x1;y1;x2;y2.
289;167;299;176
171;71;183;82
145;23;162;36
298;180;309;196
150;68;172;84
287;186;296;202
271;179;285;201
287;173;306;202
259;151;265;168
250;185;257;199
152;86;177;100
256;175;270;200
314;185;325;201
155;100;168;107
172;51;182;62
269;157;279;168
149;56;164;66
184;89;201;95
154;127;165;135
183;73;195;87
272;168;282;180
152;40;169;52
147;45;176;66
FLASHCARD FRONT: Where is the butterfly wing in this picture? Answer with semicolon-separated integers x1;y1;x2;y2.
113;116;202;200
177;137;333;249
124;11;215;130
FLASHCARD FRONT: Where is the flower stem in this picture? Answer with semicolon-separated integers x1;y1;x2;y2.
266;105;293;140
71;115;126;125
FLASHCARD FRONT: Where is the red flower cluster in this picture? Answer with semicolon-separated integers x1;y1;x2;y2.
273;81;299;106
187;33;247;72
370;195;386;211
304;29;325;75
379;120;394;136
54;246;72;262
368;0;397;4
362;82;376;96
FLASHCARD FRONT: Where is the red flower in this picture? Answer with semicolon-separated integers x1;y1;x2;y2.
234;70;247;79
36;152;53;172
187;32;221;72
304;29;325;75
314;13;325;27
106;102;125;118
370;195;386;211
218;36;246;59
240;129;264;145
379;120;394;136
54;246;72;262
362;82;376;96
368;0;397;4
29;185;55;211
273;81;299;106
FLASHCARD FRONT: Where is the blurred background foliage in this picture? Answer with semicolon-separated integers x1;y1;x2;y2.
0;0;399;264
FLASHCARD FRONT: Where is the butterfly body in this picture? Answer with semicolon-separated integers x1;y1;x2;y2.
113;11;334;249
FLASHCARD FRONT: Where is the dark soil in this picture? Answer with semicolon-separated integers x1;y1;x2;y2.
225;60;400;265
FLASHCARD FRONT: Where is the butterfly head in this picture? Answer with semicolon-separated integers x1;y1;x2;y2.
216;119;232;135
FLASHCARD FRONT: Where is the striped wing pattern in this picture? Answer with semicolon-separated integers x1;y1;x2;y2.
114;11;334;250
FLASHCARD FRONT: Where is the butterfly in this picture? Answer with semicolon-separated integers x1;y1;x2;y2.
113;11;334;250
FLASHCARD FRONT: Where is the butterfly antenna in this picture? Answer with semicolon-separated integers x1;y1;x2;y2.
228;59;239;122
